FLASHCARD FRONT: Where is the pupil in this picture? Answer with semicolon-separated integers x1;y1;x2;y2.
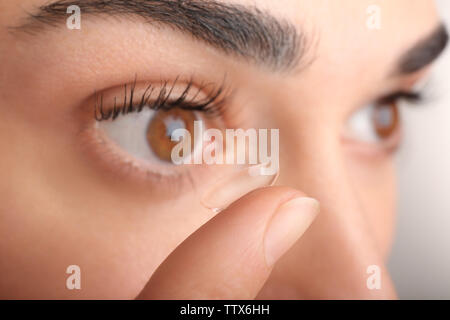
375;107;393;128
163;116;186;137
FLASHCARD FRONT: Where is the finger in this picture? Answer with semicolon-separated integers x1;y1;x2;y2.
137;186;319;300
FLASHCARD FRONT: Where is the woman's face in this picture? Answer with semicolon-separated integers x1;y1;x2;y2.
0;0;447;299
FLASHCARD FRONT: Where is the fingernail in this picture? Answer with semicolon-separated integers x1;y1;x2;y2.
201;163;279;213
264;197;319;267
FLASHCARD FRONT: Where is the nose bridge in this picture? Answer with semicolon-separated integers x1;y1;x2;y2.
274;133;396;298
281;127;369;232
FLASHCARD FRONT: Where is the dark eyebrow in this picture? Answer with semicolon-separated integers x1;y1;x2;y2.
396;24;448;75
11;0;310;72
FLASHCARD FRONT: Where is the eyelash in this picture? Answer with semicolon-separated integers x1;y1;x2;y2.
378;90;424;106
94;78;227;122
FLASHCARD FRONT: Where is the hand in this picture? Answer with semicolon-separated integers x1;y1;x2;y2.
137;186;319;299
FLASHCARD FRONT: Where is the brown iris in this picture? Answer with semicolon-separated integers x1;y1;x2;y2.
372;102;400;139
146;109;196;162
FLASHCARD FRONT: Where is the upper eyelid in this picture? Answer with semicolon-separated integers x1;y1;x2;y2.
375;75;431;106
377;91;423;105
94;77;228;121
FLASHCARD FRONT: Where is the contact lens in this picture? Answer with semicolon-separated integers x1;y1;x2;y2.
200;162;279;213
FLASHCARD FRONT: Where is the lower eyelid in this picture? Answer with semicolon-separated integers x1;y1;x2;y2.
77;123;187;190
342;127;403;158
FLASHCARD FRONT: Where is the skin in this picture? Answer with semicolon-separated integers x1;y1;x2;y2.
0;0;442;299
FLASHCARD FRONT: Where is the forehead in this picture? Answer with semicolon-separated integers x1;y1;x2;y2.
222;0;439;41
223;0;439;73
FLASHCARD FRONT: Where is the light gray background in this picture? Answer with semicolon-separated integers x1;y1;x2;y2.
388;0;450;299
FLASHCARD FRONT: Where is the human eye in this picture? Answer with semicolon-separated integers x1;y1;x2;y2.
343;89;425;154
81;76;229;189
